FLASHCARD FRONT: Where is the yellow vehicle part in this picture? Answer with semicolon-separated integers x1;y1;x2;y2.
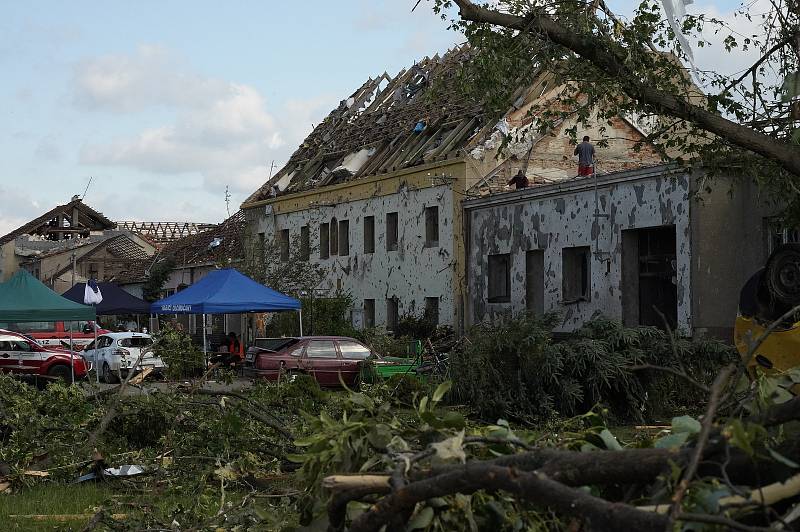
735;315;800;393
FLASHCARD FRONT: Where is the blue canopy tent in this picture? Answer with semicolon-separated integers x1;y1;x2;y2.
150;268;302;358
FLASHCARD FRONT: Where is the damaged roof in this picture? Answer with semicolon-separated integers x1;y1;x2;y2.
245;46;493;203
0;197;115;245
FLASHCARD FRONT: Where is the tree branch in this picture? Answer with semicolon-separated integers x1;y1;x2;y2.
451;0;800;177
348;464;669;532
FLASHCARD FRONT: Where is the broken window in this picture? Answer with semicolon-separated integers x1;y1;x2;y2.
338;219;350;256
386;297;399;331
364;216;375;254
425;297;439;325
386;212;399;251
320;223;330;259
425;206;439;248
562;246;591;303
526;250;544;313
330;217;338;256
300;226;310;261
279;229;290;262
364;299;375;328
487;254;511;303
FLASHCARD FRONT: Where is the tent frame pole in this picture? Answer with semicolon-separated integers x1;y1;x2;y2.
203;313;208;367
94;313;99;384
69;322;74;384
298;309;304;336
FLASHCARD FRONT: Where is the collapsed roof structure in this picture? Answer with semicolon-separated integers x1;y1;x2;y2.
245;46;500;202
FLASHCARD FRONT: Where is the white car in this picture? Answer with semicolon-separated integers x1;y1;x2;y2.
83;332;166;383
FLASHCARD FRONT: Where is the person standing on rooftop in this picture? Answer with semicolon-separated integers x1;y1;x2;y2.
574;135;595;176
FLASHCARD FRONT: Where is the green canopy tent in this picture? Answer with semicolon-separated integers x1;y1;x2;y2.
0;270;95;382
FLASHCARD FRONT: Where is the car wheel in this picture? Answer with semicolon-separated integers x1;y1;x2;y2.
47;364;71;384
102;362;119;384
766;243;800;307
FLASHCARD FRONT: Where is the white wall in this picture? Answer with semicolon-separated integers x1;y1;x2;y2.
466;168;692;333
253;185;456;328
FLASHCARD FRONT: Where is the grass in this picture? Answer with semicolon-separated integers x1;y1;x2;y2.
0;483;114;531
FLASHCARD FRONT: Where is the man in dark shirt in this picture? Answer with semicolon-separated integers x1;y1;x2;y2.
574;135;595;176
507;170;529;190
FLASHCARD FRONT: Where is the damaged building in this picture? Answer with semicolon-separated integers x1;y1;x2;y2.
0;196;158;292
242;47;669;331
464;165;781;339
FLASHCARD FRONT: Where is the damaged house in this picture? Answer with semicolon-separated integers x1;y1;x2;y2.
464;166;781;340
241;48;669;331
0;196;157;293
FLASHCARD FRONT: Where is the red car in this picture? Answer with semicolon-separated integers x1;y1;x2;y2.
0;321;109;351
245;336;377;387
0;329;90;382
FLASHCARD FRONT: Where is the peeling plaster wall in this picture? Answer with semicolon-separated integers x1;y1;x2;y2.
465;167;692;333
254;185;456;328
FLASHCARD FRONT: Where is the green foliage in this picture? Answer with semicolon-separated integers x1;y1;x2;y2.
267;294;358;337
151;324;205;380
356;327;416;356
450;314;737;424
141;256;176;302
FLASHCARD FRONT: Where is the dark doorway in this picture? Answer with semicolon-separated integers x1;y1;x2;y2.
622;226;678;330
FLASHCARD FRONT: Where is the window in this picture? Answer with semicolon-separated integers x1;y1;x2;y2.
425;206;439;248
487;254;511;303
425;297;439;325
386;212;398;251
9;340;31;352
0;321;51;332
364;216;375;254
305;340;338;358
338;219;350;256
526;250;544;313
320;223;330;259
288;345;304;357
330;217;338;256
386;298;399;330
364;299;375;328
338;340;372;360
258;232;265;254
119;337;154;348
279;229;289;262
300;225;310;261
562;246;591;303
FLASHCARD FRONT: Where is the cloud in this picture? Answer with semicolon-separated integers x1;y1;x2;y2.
76;47;303;195
72;44;231;112
0;185;41;237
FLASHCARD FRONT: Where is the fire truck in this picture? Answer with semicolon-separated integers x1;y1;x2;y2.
0;321;109;351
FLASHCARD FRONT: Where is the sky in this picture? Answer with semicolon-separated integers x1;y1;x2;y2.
0;0;758;236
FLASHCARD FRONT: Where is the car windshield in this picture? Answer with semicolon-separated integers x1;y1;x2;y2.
0;321;52;332
338;341;372;360
119;337;153;348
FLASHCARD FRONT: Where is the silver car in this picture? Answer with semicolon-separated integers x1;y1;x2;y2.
83;332;166;383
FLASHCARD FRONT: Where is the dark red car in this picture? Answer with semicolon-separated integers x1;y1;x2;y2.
244;336;377;387
0;329;90;382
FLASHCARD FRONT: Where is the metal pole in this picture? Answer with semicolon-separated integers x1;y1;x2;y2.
93;310;99;384
69;323;74;384
298;309;304;336
203;313;208;367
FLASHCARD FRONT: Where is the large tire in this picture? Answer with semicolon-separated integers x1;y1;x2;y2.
765;243;800;306
102;362;119;384
47;364;71;384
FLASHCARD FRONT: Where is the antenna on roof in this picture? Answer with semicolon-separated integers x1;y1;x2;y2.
81;176;93;201
225;185;231;218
